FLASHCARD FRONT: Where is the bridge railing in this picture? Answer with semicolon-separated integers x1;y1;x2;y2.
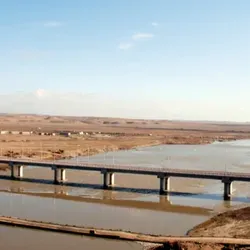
0;157;249;178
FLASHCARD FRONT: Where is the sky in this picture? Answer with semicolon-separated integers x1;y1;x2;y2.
0;0;249;121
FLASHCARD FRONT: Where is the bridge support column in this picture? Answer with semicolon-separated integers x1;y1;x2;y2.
17;165;24;179
101;171;115;189
60;169;66;183
53;168;66;184
54;168;60;184
109;173;115;187
9;163;15;179
158;175;170;195
222;178;232;200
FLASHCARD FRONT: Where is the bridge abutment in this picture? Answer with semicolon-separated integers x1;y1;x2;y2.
158;175;170;195
222;178;232;200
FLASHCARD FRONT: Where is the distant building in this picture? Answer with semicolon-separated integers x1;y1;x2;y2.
59;132;71;137
20;131;31;135
10;131;20;135
0;131;9;135
46;132;56;136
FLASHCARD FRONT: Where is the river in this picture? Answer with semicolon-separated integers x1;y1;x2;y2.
1;140;250;249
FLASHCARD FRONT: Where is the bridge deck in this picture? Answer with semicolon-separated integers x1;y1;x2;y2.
0;158;250;182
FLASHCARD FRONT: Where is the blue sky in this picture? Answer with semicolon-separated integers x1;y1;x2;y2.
0;1;249;121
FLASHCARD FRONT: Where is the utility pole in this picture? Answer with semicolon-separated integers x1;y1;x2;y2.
76;145;80;164
21;142;23;158
53;144;56;163
88;146;90;162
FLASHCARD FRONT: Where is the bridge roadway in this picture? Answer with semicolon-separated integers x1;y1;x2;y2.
0;157;250;200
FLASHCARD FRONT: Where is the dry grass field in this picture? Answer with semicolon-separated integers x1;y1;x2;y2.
0;114;250;167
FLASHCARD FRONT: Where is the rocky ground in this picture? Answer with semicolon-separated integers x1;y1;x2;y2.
150;207;250;250
187;206;250;238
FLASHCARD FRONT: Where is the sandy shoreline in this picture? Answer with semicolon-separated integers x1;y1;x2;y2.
0;135;245;172
0;134;238;163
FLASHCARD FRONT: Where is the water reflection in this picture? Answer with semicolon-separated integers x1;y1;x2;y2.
0;189;213;216
0;191;209;236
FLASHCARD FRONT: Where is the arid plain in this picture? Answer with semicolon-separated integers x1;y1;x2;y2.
1;113;250;165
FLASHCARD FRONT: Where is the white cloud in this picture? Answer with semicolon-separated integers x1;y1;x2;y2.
43;21;63;27
151;22;159;27
132;33;154;41
117;30;154;50
118;43;133;50
35;89;47;98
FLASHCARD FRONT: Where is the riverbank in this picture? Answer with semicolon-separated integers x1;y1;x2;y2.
0;133;248;165
1;114;250;164
151;206;250;249
187;206;250;238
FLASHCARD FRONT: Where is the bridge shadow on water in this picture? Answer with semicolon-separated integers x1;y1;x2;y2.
0;174;250;204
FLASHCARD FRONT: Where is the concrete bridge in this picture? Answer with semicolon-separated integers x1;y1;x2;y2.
1;157;250;200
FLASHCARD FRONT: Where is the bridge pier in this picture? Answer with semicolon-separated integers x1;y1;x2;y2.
9;164;24;180
17;165;24;179
60;169;66;183
53;168;66;184
109;173;115;186
158;175;170;195
9;163;15;179
222;178;232;200
54;169;59;184
102;171;115;189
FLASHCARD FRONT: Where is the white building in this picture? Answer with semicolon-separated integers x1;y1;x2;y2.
0;131;9;135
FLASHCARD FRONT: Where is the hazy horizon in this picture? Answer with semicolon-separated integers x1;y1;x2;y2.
1;105;250;124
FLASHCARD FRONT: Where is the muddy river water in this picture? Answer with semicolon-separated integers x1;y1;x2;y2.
1;140;250;249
